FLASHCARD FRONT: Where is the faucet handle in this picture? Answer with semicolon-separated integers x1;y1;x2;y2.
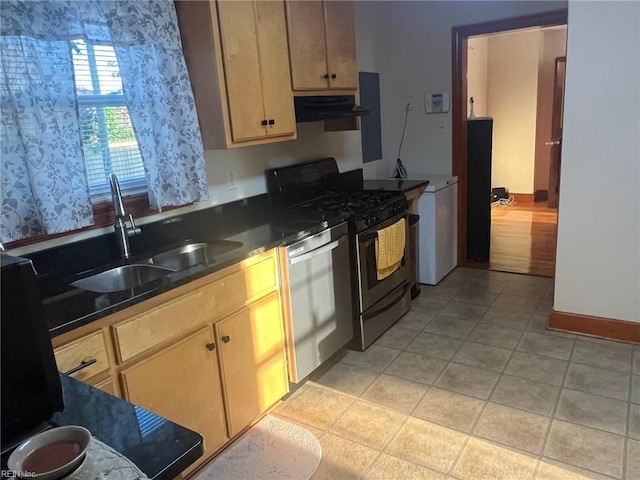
128;214;142;235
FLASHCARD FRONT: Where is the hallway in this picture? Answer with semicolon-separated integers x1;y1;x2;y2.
489;202;558;278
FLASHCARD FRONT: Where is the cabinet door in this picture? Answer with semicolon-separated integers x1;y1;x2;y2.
286;1;328;91
216;292;288;437
94;377;118;397
324;1;358;90
217;1;267;141
121;327;228;464
256;1;295;137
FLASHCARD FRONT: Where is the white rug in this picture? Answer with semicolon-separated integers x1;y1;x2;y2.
194;415;321;480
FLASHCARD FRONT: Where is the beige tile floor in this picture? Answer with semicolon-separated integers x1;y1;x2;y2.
272;268;640;480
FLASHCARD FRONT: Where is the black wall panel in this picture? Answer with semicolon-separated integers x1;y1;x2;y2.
467;118;493;262
359;72;382;163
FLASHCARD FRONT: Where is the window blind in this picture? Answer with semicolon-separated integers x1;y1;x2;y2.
71;40;146;200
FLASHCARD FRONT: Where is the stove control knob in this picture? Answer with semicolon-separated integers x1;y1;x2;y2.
365;216;378;226
393;205;404;214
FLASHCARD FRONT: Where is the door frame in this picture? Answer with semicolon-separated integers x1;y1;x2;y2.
548;55;567;209
451;10;568;266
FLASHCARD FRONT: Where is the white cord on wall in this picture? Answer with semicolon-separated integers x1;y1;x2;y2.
396;103;411;161
392;103;411;178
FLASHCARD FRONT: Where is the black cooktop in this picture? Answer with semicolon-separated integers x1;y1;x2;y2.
267;157;409;233
295;190;403;217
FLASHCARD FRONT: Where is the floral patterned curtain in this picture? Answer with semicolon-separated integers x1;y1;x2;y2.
0;34;94;242
0;0;208;242
109;2;209;210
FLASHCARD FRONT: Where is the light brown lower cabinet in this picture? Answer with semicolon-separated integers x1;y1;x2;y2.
93;377;117;396
121;327;228;468
216;292;288;437
53;250;289;469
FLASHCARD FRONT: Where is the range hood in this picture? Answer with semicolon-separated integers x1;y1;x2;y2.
294;95;369;123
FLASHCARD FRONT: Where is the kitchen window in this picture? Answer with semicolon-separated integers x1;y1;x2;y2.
72;39;147;202
1;0;208;246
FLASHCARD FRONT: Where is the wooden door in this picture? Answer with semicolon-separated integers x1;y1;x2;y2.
286;1;328;90
121;327;228;468
255;1;296;137
548;56;566;208
216;292;288;437
324;1;358;90
217;1;267;141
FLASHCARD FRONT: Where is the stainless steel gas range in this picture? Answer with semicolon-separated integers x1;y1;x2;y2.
267;158;411;354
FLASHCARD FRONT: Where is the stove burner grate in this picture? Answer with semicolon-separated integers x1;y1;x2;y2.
296;191;401;217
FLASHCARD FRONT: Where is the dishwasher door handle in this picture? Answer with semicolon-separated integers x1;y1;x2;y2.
288;235;346;265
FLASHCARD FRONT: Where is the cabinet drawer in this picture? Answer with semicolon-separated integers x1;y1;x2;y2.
54;332;109;382
112;254;278;363
113;289;208;363
200;255;278;322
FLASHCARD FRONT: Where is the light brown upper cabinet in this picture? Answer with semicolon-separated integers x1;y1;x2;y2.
285;1;358;92
175;1;296;149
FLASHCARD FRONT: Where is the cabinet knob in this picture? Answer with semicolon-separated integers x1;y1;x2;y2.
222;335;230;344
261;119;268;126
268;119;275;126
331;74;337;79
206;342;216;351
323;74;329;79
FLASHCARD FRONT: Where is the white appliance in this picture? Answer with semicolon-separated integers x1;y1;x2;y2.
417;175;458;285
283;222;353;383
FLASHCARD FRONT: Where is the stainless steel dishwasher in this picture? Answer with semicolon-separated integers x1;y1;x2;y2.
283;222;353;383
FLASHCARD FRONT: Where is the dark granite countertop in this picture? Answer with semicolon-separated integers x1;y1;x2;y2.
52;375;203;479
364;179;429;193
24;194;341;338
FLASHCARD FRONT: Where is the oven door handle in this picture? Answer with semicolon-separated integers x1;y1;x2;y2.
359;213;408;243
288;235;346;265
362;281;411;321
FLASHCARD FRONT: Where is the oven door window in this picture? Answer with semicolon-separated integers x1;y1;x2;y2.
357;217;410;312
362;236;407;287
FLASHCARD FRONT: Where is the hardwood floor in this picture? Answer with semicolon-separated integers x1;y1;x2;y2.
488;202;558;277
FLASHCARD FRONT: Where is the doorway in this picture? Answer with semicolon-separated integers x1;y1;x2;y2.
451;10;568;277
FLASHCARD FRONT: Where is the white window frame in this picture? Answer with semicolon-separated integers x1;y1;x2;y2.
73;40;146;203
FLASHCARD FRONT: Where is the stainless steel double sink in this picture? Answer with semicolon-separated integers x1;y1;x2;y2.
70;240;243;293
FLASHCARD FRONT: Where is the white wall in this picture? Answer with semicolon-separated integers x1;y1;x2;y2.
554;1;639;323
202;123;364;207
467;36;489;118
487;30;541;194
352;0;567;178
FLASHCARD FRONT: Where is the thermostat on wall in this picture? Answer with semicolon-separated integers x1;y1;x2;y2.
424;91;450;114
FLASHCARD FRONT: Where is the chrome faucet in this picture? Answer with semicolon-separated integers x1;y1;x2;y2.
109;173;141;259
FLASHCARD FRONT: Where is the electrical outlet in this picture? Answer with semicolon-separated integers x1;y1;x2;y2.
227;171;237;190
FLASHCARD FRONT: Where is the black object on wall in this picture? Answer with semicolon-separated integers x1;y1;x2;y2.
359;72;382;163
467;118;493;262
1;255;64;451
